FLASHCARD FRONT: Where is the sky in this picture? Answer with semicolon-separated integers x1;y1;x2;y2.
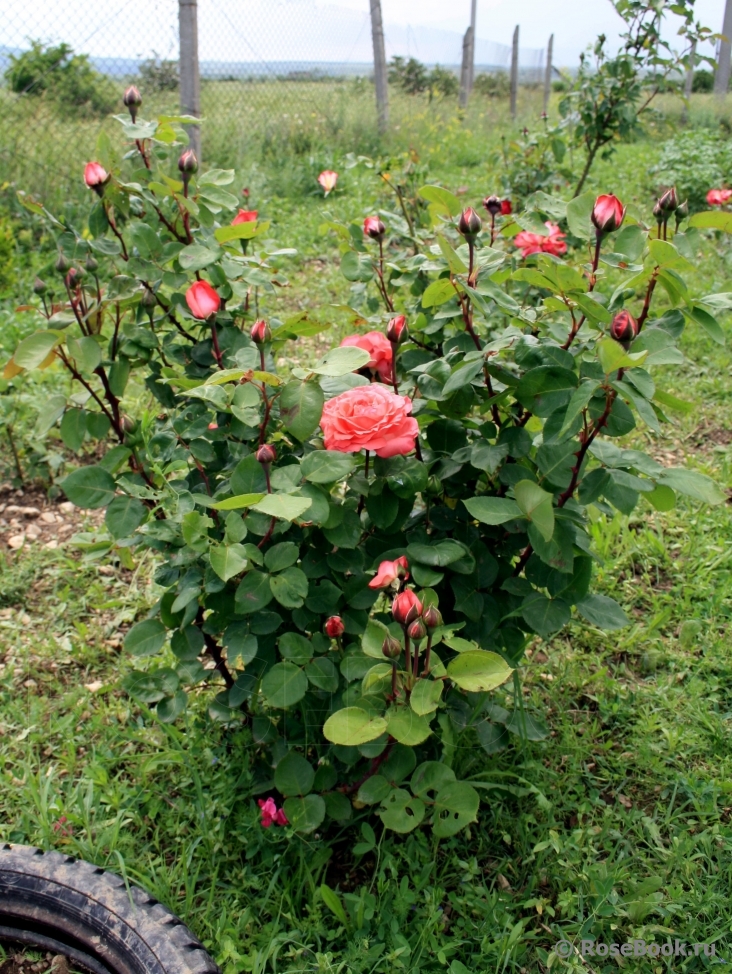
2;0;726;69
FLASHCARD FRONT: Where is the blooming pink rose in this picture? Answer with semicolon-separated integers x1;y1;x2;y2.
369;555;409;589
318;170;338;195
84;162;108;193
258;797;288;828
320;384;418;459
340;331;393;382
707;188;732;206
185;280;221;319
514;222;567;258
232;209;258;225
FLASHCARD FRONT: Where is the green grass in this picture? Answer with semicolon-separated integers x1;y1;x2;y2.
2;90;732;972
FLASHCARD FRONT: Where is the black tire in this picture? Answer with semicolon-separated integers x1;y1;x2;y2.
0;844;220;974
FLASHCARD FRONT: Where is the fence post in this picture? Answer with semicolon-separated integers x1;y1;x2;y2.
715;0;732;97
682;39;696;122
179;0;201;160
459;27;473;108
370;0;389;132
467;0;477;94
543;33;553;114
510;25;519;120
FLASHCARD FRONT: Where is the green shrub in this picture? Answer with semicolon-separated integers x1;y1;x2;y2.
138;55;179;93
473;72;510;98
650;130;732;210
5;40;116;117
692;69;714;93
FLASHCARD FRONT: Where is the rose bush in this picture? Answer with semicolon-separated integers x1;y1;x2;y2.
6;96;728;839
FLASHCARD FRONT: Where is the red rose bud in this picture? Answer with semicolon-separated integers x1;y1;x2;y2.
392;589;422;626
363;215;386;240
185;280;220;320
382;634;402;660
178;149;198;179
422;605;443;630
84;162;109;196
591;194;625;233
407;618;427;643
386;314;408;345
65;267;84;289
232;209;258;225
483;195;502;217
501;199;513;216
458;207;482;238
325;616;345;639
658;186;678;213
242;187;250;198
610;310;638;344
256;443;277;464
123;84;142;122
251;319;271;344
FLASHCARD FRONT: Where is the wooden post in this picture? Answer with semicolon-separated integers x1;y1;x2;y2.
715;0;732;97
370;0;389;132
459;27;472;108
467;0;477;94
510;25;519;120
179;0;201;160
543;33;553;114
682;39;696;122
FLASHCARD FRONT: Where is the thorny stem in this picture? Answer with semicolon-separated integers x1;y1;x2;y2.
412;638;421;678
182;181;193;243
490;213;496;247
103;203;129;260
259;346;266;372
201;619;235;690
389;342;400;395
148;288;197;343
210;321;224;368
562;230;603;350
376;238;395;313
404;631;412;677
637;270;659;331
422;634;433;677
57;349;118;434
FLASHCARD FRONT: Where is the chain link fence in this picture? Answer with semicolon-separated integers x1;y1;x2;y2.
0;0;548;202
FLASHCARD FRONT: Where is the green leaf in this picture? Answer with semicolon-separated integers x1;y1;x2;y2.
573;293;611;324
211;492;266;511
386;708;433;745
410;761;455;797
261;661;308;709
269;567;309;608
283;794;326;833
560;380;599;437
576;594;630;630
521;593;571;635
446;650;513;692
514;480;554;542
410;679;443;716
688;210;732;232
60;408;87;452
105;495;146;539
463;496;521;526
516;366;578;417
320;884;350;927
61;466;116;509
14;331;59;369
323;707;388;745
178;243;221;271
597;338;648;374
687;305;725;345
656;468;725;505
437;233;468;273
646;484;676;511
362;617;394;659
251;494;312;521
613;225;646;261
418;184;462;216
305;657;339;692
275;752;315;796
157;691;187;723
124;619;167;657
432;781;480;837
310;345;371;376
279;379;324;440
214;220;270;243
407;540;469;567
653;389;693;414
301;451;355;483
264;542;300;572
566;191;595;240
378;788;425;833
422;278;457;308
235;570;274;614
209;543;248;582
67;336;102;373
222;625;258;667
357;774;392;804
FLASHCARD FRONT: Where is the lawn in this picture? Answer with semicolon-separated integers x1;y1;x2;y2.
1;83;732;973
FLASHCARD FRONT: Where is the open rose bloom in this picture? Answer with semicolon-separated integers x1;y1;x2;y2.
340;332;393;382
320;384;418;458
707;189;732;206
232;209;258;225
514;222;567;258
369;556;409;589
185;280;220;319
258;797;288;828
318;170;338;195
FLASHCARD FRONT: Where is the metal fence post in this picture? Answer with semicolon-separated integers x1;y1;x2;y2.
715;0;732;97
543;33;553;114
179;0;201;160
510;25;519;120
370;0;389;132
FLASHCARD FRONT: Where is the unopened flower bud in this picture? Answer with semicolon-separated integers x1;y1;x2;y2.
426;475;443;496
422;605;443;630
458;207;482;238
392;589;422;627
33;277;48;296
251;319;271;344
591;194;625;234
123;85;142;123
55;253;71;275
84;162;109;196
675;199;689;220
407;618;427;643
658;186;678;213
121;415;136;433
84;254;98;272
483;195;502;217
653;201;663;226
178;149;198;180
382;634;402;659
208;421;218;430
363;215;386;240
325;616;345;639
609;310;638;345
386;314;408;345
65;267;84;289
256;443;276;465
141;286;157;310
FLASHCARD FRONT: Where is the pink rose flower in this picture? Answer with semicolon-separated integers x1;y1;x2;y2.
707;188;732;206
84;162;108;195
258;797;288;828
514;222;567;258
369;555;409;589
591;194;625;233
232;209;258;225
340;331;393;382
320;384;419;459
318;170;338;195
185;280;221;319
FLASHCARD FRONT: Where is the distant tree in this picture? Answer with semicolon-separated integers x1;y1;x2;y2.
138;55;179;93
388;56;429;94
428;65;459;99
692;68;714;92
473;72;510;98
5;40;116;117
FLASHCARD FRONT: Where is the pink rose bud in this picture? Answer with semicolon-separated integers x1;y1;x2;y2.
422;605;443;630
458;207;482;238
483;195;502;217
242;187;250;198
392;589;422;627
317;170;338;195
232;209;258;225
185;280;220;320
256;443;276;464
501;199;513;215
407;618;427;642
325;616;345;638
65;267;84;289
609;310;638;345
84;162;109;197
208;422;218;430
178;149;198;178
382;634;402;659
591;194;625;233
386;315;408;345
658;186;678;213
369;555;409;589
251;319;271;344
363;215;386;239
123;85;142;122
